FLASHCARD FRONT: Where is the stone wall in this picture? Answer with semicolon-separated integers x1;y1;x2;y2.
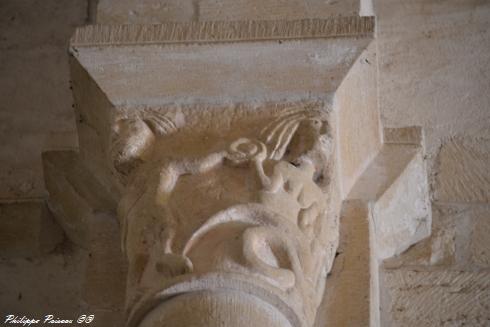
376;0;490;325
0;0;489;326
0;0;88;321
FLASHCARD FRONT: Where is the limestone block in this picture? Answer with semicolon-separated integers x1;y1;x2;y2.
0;201;63;258
383;203;490;270
346;143;419;201
471;210;490;267
97;0;196;24
334;42;382;198
434;137;490;204
71;20;374;106
316;200;370;326
381;268;490;327
42;150;117;248
372;150;431;259
376;0;490;165
95;0;360;24
199;0;358;21
430;204;490;268
70;57;122;197
68;19;374;205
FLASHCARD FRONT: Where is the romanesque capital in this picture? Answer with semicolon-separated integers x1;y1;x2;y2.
114;104;339;327
42;16;421;327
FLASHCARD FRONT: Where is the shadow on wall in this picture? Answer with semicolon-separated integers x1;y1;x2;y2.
0;0;88;201
0;0;91;321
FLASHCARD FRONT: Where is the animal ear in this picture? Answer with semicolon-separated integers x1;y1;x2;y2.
110;118;155;177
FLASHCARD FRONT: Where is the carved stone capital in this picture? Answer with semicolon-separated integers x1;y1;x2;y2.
110;104;338;327
41;16;433;327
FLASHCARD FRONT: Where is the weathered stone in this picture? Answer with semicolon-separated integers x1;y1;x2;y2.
0;0;87;50
96;0;360;24
383;203;490;272
114;103;340;327
69;58;122;198
0;244;87;319
59;18;383;326
53;9;439;325
381;268;490;327
0;47;78;199
43;151;117;248
1;0;489;325
372;150;431;259
198;0;359;21
72;17;375;47
97;0;196;24
335;42;382;198
140;291;294;327
316;200;370;326
346;143;419;201
0;201;63;258
471;210;490;267
82;212;126;326
71;21;374;106
384;126;423;145
434;137;490;204
43;151;126;325
0;0;86;200
377;0;490;168
430;204;490;268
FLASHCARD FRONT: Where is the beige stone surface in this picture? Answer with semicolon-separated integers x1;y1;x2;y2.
97;0;196;24
0;201;63;259
346;143;419;201
43;151;116;248
316;200;370;326
334;42;382;198
383;127;423;145
375;2;490;324
434;137;490;204
381;268;490;327
140;291;294;327
376;0;490;188
199;0;359;21
2;0;487;325
69;57;122;198
429;204;489;269
380;203;490;325
372;151;431;259
96;0;359;24
63;21;378;324
72;36;371;106
0;0;86;200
